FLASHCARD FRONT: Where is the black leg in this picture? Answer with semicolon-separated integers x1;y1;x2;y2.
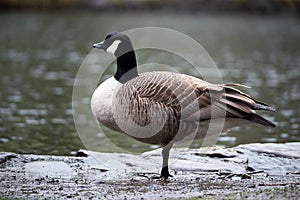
160;165;172;179
160;144;173;179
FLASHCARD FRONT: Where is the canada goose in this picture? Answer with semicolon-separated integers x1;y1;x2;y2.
91;32;276;179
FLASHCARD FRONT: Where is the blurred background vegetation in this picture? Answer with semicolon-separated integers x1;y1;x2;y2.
0;0;299;14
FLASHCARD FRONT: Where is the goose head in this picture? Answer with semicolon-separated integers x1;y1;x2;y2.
93;32;134;58
93;32;138;83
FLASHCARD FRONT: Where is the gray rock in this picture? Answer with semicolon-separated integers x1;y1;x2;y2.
0;143;299;199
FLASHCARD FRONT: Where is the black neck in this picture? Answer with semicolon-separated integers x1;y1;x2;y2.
114;50;138;83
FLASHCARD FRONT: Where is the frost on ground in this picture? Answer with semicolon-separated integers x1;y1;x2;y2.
0;143;300;199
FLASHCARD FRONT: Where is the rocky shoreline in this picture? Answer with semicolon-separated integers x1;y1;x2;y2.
1;143;300;199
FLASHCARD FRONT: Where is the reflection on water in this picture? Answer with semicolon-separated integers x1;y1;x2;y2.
0;11;299;155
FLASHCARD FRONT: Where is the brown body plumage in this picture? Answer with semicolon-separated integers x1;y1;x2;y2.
97;71;275;146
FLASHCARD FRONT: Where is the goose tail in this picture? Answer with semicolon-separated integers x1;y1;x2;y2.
253;100;276;112
245;113;276;127
219;84;277;127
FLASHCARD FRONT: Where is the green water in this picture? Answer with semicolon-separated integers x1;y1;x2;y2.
0;11;299;155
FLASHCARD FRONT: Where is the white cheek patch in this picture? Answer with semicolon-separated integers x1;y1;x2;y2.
106;40;121;55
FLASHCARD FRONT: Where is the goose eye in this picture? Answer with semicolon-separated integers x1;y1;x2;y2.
105;32;118;40
105;34;113;40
